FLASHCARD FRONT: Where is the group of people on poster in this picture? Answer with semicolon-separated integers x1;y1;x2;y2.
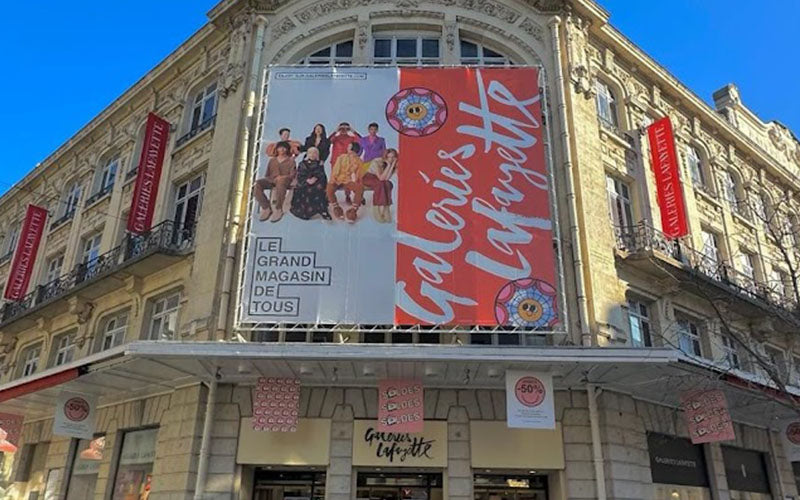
253;122;399;224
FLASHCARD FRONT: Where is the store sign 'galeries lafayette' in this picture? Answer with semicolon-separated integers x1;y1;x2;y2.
352;420;447;467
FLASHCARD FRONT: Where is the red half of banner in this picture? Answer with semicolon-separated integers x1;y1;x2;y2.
127;112;171;234
648;117;689;239
3;204;48;301
394;67;556;327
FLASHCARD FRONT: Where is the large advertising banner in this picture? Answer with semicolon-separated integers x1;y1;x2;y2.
242;67;556;327
647;117;689;238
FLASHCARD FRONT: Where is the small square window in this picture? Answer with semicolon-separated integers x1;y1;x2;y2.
396;39;416;58
422;39;439;58
374;39;391;58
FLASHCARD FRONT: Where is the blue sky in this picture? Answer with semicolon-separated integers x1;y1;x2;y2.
1;1;798;196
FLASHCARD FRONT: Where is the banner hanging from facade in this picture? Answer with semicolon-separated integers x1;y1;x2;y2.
3;204;48;301
241;66;558;328
505;370;555;429
378;379;423;433
53;391;97;439
647;116;688;238
252;377;300;432
680;389;735;444
127;112;170;234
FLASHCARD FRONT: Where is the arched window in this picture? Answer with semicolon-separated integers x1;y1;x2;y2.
298;40;354;66
178;80;218;145
750;191;773;234
595;80;619;129
460;40;513;65
126;122;147;181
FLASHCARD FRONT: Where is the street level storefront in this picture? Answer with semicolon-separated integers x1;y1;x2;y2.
1;343;799;499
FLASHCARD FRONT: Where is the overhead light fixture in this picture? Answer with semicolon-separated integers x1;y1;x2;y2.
424;366;439;378
487;367;501;378
331;367;339;383
362;365;375;377
299;365;314;376
463;368;471;385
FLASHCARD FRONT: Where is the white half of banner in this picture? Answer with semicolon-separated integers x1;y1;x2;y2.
505;371;555;429
781;420;800;462
53;391;97;439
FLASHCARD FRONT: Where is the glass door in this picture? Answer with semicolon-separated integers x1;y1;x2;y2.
356;473;442;500
473;474;548;500
252;470;325;500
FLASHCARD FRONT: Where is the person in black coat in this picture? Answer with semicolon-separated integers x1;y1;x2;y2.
290;147;331;220
302;123;331;164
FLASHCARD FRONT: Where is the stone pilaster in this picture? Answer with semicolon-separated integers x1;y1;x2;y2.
326;405;354;500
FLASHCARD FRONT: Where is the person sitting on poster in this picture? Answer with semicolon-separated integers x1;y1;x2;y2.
362;148;398;223
326;141;365;223
290;147;331;221
301;124;331;164
265;127;301;157
359;122;386;163
329;122;360;169
254;141;297;222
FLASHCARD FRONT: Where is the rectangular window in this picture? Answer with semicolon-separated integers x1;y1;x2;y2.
43;252;65;285
64;182;82;217
764;344;787;381
98;158;119;193
721;335;741;370
111;428;157;500
373;36;441;65
676;315;703;357
66;436;105;500
738;252;755;281
18;343;42;378
723;172;739;214
2;224;19;258
173;174;205;236
190;82;217;132
51;332;76;367
606;175;633;228
686;146;704;188
97;311;128;352
595;80;618;128
147;292;180;340
627;299;652;347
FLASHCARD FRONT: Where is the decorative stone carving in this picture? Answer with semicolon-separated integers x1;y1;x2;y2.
221;9;257;97
444;20;457;52
356;20;369;51
565;14;593;98
271;16;297;41
519;17;544;42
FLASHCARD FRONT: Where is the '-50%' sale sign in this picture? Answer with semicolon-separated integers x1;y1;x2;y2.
505;371;554;429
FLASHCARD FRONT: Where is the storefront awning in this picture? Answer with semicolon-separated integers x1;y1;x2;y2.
0;341;681;419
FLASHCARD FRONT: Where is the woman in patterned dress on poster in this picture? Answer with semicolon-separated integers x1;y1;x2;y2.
290;147;331;220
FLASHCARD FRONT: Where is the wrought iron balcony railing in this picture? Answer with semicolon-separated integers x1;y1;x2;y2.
615;222;799;319
1;220;196;326
175;115;216;148
50;210;75;231
84;184;114;207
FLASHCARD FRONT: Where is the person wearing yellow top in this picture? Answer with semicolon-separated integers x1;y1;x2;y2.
326;141;365;223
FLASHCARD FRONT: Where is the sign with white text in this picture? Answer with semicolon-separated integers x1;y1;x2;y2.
3;204;48;301
680;390;735;444
241;66;558;329
53;391;97;439
378;379;423;433
648;117;689;238
127;112;170;234
505;370;555;429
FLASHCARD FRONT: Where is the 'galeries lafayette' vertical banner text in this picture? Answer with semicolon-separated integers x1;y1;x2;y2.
648;117;688;238
127;112;170;234
395;68;557;326
4;204;48;301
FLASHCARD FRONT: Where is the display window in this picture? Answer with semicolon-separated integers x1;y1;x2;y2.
721;446;772;499
252;470;326;500
473;474;548;500
111;428;157;500
65;435;105;500
356;472;443;500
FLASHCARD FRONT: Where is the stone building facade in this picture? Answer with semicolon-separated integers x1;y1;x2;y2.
0;0;799;499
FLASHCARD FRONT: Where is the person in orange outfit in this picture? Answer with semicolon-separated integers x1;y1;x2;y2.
326;141;365;223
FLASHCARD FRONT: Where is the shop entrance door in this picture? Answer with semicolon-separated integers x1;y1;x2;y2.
356;472;443;500
473;474;548;500
252;470;325;500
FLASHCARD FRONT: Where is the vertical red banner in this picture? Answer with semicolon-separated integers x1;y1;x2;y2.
3;204;48;301
127;112;170;234
251;377;300;432
680;390;735;444
378;379;424;433
648;117;689;238
394;68;557;327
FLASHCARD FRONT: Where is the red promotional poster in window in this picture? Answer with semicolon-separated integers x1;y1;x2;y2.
127;112;170;234
3;204;48;301
648;117;689;238
378;379;424;433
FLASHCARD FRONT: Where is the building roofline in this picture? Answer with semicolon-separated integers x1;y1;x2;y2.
0;13;224;210
573;0;800;185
